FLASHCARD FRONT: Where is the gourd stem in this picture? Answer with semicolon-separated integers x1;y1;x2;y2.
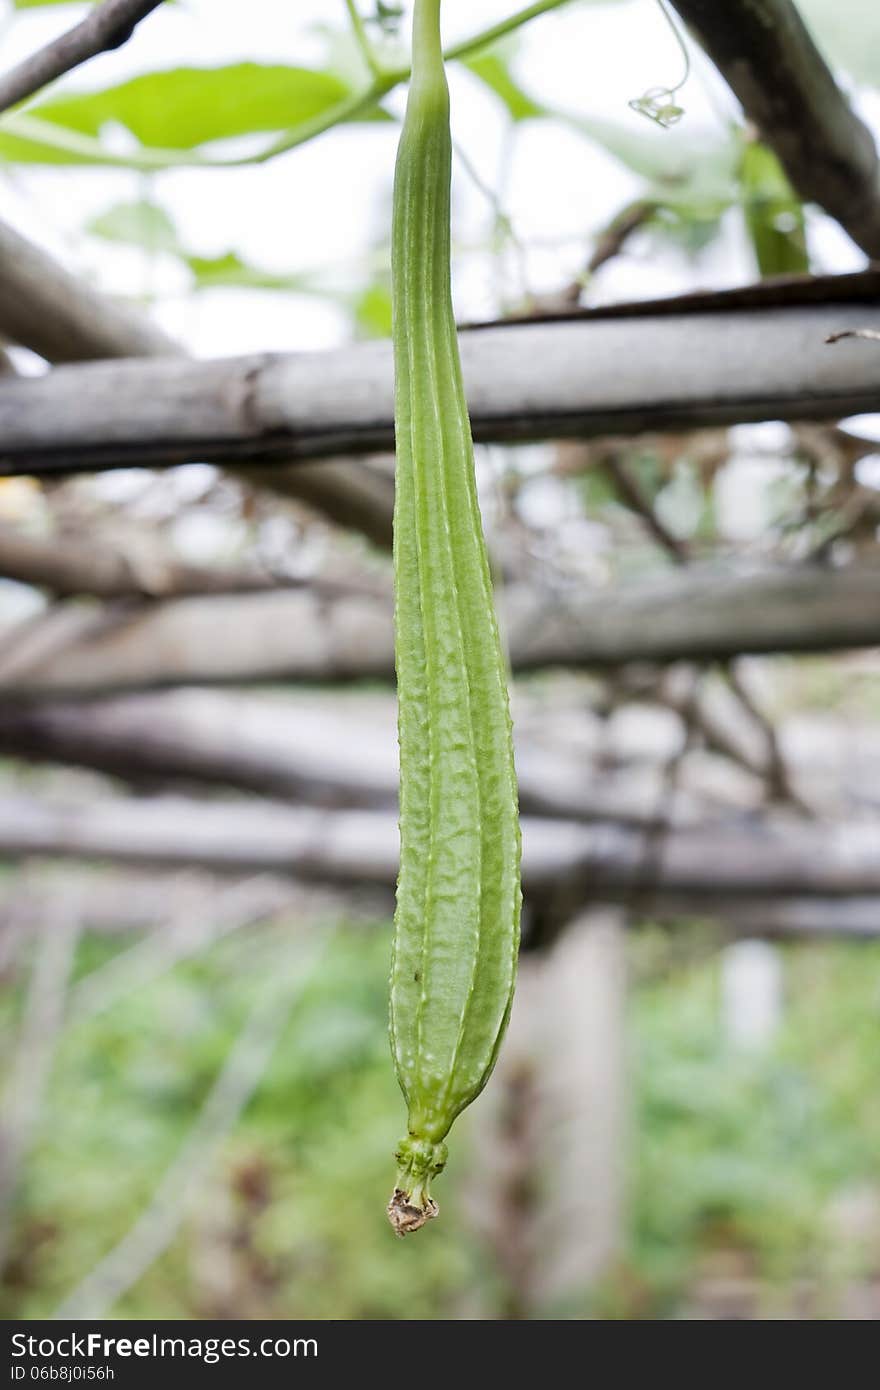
412;0;443;86
387;1136;448;1237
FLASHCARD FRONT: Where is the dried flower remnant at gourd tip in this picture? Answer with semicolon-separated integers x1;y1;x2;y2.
386;0;522;1236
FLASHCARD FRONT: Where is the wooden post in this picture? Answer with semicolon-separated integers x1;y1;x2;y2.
532;909;628;1309
465;909;628;1316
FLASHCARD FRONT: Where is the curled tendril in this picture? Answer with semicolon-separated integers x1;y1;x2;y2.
629;1;690;129
628;87;685;128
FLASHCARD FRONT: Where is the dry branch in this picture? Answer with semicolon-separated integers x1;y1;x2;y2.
4;683;876;826
596;455;804;810
1;302;879;476
0;217;176;365
245;454;395;550
826;328;880;346
0;0;165;115
0;564;876;696
670;0;880;258
0;687;722;828
0;525;308;599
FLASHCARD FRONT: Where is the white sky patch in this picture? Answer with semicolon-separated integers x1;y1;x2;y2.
854;453;880;491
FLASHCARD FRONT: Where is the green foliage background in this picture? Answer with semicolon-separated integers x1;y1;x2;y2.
4;920;879;1320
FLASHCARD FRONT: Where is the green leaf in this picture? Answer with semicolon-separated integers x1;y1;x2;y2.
464;52;545;122
0;63;387;164
28;64;356;146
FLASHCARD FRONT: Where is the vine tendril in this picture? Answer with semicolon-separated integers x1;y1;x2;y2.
629;0;691;129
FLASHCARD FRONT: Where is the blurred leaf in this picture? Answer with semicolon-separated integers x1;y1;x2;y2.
565;110;740;211
185;251;312;292
87;198;313;290
87;198;180;254
87;198;393;316
353;280;393;338
0;63;388;165
740;141;809;278
648;203;724;256
464;51;545;122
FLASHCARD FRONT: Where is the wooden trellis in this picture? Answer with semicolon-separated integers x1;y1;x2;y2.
0;0;879;941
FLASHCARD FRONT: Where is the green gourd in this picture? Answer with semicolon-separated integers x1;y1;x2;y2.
388;0;522;1236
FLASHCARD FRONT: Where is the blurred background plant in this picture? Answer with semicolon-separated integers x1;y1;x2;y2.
4;916;880;1318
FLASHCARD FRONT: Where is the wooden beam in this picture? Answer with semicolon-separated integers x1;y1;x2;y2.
0;687;711;828
647;895;880;941
1;796;878;899
0;564;876;696
6;869;878;941
0;524;300;599
0;1;165;116
0;216;394;546
0;217;176;365
1;302;878;475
